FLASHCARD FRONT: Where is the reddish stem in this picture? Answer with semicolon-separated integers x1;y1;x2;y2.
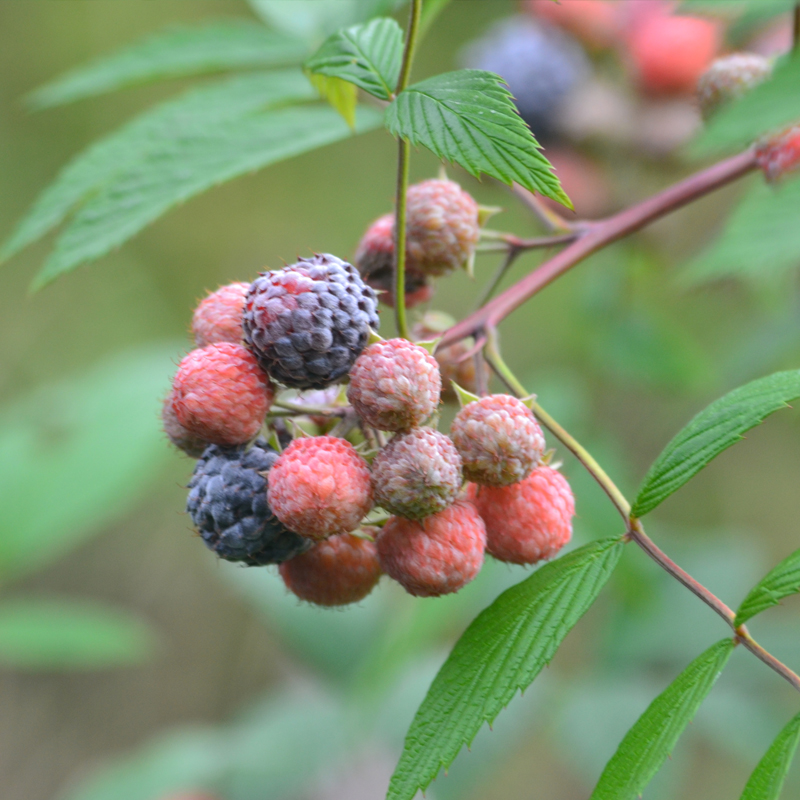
441;148;758;349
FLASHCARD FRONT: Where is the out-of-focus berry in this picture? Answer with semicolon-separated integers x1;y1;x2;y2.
696;53;772;120
756;125;800;182
161;391;208;458
267;436;373;539
526;0;622;50
376;500;486;597
279;531;382;606
191;282;248;347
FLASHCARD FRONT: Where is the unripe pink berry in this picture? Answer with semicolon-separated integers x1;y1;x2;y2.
191;282;249;347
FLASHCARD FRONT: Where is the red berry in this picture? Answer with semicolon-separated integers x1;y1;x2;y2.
377;500;486;597
627;14;722;96
696;53;772;120
355;213;434;309
171;343;274;446
267;436;373;539
161;391;208;457
756;125;800;182
467;465;574;565
406;179;479;277
450;394;545;487
348;338;441;432
371;428;462;520
527;0;621;50
192;282;249;347
279;531;382;606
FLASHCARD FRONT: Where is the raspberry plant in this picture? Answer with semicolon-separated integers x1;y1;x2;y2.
5;1;800;798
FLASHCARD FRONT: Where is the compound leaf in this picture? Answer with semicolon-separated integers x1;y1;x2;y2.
736;548;800;625
740;712;800;800
1;70;315;265
693;52;800;156
682;177;800;286
385;69;571;207
590;639;736;800
27;21;307;109
0;599;155;670
305;17;403;100
387;537;624;800
632;370;800;518
30;103;381;289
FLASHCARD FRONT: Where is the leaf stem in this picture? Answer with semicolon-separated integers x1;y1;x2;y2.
392;0;422;340
483;335;800;694
440;148;758;350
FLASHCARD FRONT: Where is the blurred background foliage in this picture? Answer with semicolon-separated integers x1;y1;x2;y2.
1;1;800;799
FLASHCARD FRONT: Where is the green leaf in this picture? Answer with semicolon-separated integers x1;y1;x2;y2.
681;178;800;286
739;712;800;800
306;73;358;128
0;598;155;670
631;370;800;518
387;538;624;800
589;639;736;800
693;53;800;156
385;69;572;207
736;548;800;625
0;343;179;579
248;0;402;44
27;21;307;109
305;17;403;101
30;104;382;290
1;70;315;265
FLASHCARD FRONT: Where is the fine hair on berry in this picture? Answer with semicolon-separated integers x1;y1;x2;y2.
279;531;382;606
267;435;373;539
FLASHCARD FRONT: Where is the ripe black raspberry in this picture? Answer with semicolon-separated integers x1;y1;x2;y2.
242;254;380;390
462;16;590;139
187;439;310;566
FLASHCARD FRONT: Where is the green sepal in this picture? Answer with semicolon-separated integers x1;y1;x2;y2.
266;428;283;453
520;394;538;410
415;338;440;355
477;204;503;227
451;381;480;407
367;327;384;345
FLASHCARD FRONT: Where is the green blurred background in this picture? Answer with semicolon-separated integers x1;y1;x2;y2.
1;2;800;799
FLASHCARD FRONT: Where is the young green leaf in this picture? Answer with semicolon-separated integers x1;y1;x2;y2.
631;370;800;518
736;548;800;626
1;70;315;265
30;104;382;290
306;73;358;128
589;639;736;800
739;712;800;800
387;537;624;800
385;69;572;207
0;599;155;670
305;17;403;101
682;178;800;287
27;21;307;109
693;53;800;156
0;343;179;580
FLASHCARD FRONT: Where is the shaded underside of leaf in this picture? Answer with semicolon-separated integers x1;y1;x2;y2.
387;537;624;800
589;638;736;800
692;52;800;156
385;69;571;207
27;20;307;109
739;711;800;800
632;370;800;517
1;70;316;265
305;17;403;101
736;548;800;625
31;104;382;289
682;177;800;286
0;598;155;670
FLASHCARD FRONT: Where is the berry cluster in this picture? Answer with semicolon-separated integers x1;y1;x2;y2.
162;180;574;607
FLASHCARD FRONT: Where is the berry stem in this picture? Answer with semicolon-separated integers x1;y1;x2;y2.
392;0;422;341
483;330;800;694
440;147;758;350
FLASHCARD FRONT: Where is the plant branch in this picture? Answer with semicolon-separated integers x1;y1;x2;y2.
484;338;800;694
511;184;575;233
440;148;758;350
392;0;422;340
